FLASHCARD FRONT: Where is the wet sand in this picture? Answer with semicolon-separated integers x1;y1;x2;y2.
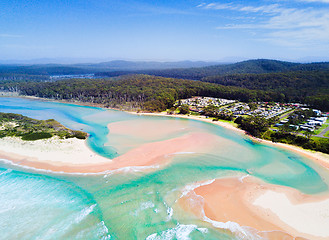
0;132;216;173
179;176;329;240
131;112;329;170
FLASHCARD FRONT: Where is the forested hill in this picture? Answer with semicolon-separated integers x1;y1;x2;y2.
96;59;329;80
0;64;92;76
2;59;329;78
0;75;284;112
203;71;329;111
1;59;329;111
95;60;329;111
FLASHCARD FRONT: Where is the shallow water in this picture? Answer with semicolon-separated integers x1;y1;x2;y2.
0;97;329;239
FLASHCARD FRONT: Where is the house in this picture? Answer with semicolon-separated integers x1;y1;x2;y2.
289;125;299;130
315;117;327;124
306;121;317;126
313;109;322;116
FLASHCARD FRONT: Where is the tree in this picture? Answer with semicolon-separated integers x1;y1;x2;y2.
203;105;219;117
238;116;270;137
248;102;257;111
178;105;190;114
303;130;313;139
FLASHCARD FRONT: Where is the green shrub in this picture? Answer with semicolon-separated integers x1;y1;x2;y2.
21;132;53;141
72;131;88;139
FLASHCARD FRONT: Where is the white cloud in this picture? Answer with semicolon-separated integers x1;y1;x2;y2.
0;34;23;38
300;0;329;3
200;3;283;13
200;2;329;47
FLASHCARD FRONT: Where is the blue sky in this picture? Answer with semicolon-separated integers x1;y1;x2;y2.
1;0;329;62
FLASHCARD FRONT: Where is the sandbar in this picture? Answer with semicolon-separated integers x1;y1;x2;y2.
131;112;329;170
0;131;216;173
179;176;329;240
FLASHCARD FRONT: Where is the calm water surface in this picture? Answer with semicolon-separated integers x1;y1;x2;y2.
0;97;328;239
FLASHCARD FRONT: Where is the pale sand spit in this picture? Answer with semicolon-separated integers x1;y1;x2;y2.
0;136;111;167
0;132;215;173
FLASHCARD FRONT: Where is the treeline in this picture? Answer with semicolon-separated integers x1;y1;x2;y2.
203;71;329;110
0;75;286;112
0;73;49;81
0;65;91;76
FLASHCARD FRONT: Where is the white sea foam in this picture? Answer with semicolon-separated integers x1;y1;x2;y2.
166;206;173;221
162;200;174;221
197;191;261;239
74;204;96;224
98;221;112;240
103;165;160;178
132;201;155;216
146;224;208;240
239;174;250;183
0;168;12;176
171;152;196;155
180;179;215;198
0;158;159;177
203;216;260;239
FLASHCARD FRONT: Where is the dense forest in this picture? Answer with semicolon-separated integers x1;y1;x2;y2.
1;59;329;111
0;75;285;112
95;60;329;110
203;71;329;110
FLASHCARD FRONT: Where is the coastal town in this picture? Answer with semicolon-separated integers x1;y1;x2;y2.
175;96;329;138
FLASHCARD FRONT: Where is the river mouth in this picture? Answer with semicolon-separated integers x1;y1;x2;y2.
0;97;329;239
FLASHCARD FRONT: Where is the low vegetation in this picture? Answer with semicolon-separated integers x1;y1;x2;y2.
0;112;88;141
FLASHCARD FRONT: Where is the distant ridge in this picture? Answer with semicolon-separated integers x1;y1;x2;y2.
97;59;329;79
1;58;329;77
0;60;219;75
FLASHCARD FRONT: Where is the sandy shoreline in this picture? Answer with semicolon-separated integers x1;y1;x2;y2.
180;175;329;240
13;96;329;169
0;131;214;173
0;136;111;167
0;104;328;173
130;111;329;170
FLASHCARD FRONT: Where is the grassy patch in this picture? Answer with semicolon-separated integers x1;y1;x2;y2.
314;122;329;135
324;131;329;138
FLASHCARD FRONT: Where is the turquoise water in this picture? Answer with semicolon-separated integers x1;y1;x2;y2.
0;97;329;239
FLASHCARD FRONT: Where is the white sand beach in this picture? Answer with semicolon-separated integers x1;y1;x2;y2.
253;190;329;238
0;136;111;167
